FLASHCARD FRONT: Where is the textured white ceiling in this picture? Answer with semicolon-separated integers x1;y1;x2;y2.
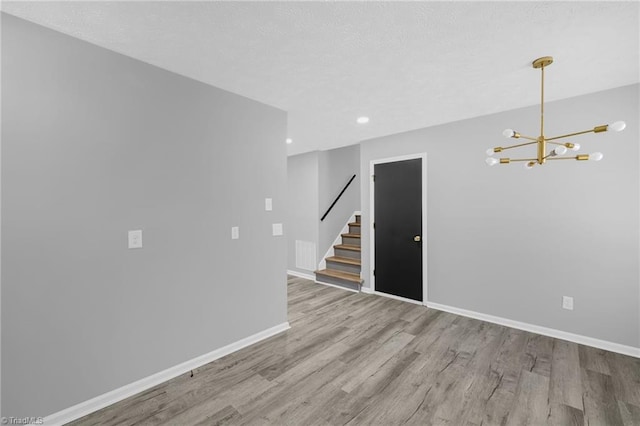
3;1;639;155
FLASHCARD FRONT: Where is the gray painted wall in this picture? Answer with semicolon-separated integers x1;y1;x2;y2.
287;151;320;275
2;14;287;417
360;84;639;348
318;145;361;260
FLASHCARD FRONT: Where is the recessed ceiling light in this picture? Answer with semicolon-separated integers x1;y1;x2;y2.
356;116;370;124
286;138;293;144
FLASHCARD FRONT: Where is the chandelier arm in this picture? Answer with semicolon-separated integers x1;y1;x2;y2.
517;134;539;141
546;156;580;161
506;158;538;162
500;141;538;150
545;129;596;141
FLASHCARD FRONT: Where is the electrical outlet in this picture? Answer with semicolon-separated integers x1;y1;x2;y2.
562;296;574;310
128;230;142;249
272;223;283;236
231;226;239;240
265;198;273;211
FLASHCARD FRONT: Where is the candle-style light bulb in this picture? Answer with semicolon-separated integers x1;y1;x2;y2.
553;146;567;156
502;129;515;138
609;121;626;132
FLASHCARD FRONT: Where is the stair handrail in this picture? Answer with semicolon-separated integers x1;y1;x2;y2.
321;174;356;222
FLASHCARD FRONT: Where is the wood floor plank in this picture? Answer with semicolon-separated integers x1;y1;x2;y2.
549;340;583;410
442;323;509;425
345;317;487;425
343;370;433;425
410;310;459;354
618;400;640;426
403;306;442;336
255;326;350;381
340;331;415;393
317;343;424;424
272;341;351;386
399;302;429;323
138;372;275;425
339;317;409;352
607;351;640;406
504;370;550;426
522;333;554;378
192;405;241;426
481;328;530;425
547;403;584;426
579;344;612;375
419;321;507;425
581;368;624;425
235;359;349;425
69;276;640;426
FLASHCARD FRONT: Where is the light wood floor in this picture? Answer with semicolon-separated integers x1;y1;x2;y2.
70;276;640;425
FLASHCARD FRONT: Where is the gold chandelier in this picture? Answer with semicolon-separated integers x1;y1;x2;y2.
486;56;626;169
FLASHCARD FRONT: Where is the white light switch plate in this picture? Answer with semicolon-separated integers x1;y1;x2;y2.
128;230;142;249
272;223;283;236
265;198;273;211
231;226;239;240
562;296;574;310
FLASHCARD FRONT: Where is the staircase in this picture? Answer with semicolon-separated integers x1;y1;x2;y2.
315;214;363;291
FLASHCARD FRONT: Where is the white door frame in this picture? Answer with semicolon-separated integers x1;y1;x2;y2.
369;152;428;305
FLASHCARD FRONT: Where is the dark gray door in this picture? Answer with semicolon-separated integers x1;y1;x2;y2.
374;158;422;301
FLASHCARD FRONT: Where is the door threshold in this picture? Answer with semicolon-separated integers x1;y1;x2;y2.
371;290;423;305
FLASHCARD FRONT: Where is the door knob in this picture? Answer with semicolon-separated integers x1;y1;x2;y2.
414;235;421;242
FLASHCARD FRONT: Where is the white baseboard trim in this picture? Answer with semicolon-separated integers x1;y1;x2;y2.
287;270;315;281
315;280;360;293
426;301;640;359
42;322;291;425
360;286;373;294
